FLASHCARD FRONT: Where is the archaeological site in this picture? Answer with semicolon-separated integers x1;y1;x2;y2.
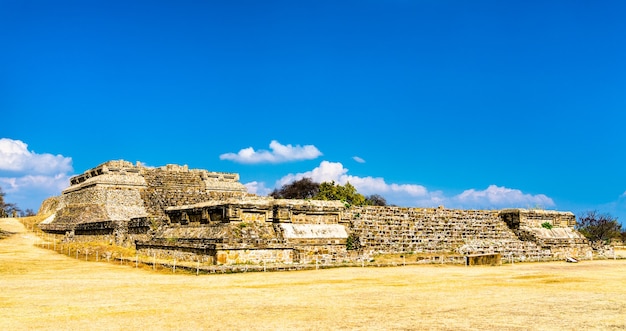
37;160;596;268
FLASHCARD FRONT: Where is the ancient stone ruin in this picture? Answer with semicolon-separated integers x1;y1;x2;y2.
39;160;593;266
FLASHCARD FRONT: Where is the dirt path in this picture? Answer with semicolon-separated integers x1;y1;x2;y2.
0;216;27;234
0;217;51;263
1;217;626;331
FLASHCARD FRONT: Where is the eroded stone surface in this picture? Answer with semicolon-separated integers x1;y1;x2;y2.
38;159;594;266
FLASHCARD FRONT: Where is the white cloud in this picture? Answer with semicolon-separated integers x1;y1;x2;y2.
243;181;272;196
271;161;556;210
0;138;72;175
0;138;73;211
220;140;322;164
452;185;555;209
276;161;429;199
276;161;346;187
136;161;155;169
353;156;365;163
0;174;71;194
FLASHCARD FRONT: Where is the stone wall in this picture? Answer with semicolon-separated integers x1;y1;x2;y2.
139;165;246;222
465;254;502;266
38;196;61;215
500;209;590;260
343;206;591;262
216;249;294;265
138;200;592;265
500;208;577;228
344;206;517;253
40;160;247;240
280;223;349;264
40;159;594;267
42;160;149;234
136;198;349;264
104;188;147;221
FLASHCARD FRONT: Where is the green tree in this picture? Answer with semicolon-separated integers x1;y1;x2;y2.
270;177;320;199
270;179;386;207
0;187;5;218
315;181;366;206
576;210;622;244
0;186;20;218
365;194;387;206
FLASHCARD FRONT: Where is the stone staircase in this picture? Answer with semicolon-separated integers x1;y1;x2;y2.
344;206;584;262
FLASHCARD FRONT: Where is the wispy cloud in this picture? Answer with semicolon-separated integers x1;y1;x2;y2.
260;160;556;210
220;140;322;164
590;192;626;225
353;156;365;163
0;138;73;210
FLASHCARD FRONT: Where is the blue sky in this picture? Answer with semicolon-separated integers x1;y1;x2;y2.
1;1;625;224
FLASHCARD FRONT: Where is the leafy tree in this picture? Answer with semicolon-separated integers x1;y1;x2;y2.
315;181;340;202
346;233;361;250
365;194;387;206
0;186;20;218
0;187;5;218
315;181;366;206
270;177;320;199
269;179;387;207
576;210;622;244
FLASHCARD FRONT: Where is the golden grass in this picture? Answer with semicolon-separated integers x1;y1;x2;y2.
615;246;626;259
2;217;626;331
18;213;48;233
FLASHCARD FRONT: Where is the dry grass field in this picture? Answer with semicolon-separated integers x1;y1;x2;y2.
1;217;625;331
